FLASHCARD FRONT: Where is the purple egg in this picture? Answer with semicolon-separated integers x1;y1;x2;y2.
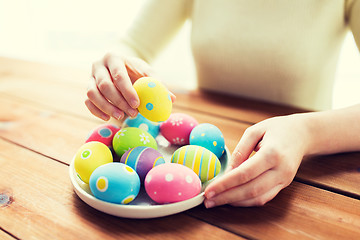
120;146;165;183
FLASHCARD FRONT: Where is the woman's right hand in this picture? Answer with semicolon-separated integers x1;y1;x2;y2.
85;52;154;121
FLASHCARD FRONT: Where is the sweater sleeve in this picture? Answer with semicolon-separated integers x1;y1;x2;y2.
347;0;360;51
116;0;192;63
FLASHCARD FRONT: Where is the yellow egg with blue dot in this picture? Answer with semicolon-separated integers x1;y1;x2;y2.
74;141;113;184
89;162;140;204
133;77;172;122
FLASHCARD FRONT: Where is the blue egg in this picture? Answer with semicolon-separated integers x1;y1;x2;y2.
189;123;225;158
89;162;140;204
123;113;160;138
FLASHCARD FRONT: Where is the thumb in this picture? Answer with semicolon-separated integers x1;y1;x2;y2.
227;126;265;172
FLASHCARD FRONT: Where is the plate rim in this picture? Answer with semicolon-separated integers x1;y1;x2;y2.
69;146;229;219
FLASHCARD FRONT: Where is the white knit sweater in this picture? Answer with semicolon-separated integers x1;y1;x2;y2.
119;0;360;110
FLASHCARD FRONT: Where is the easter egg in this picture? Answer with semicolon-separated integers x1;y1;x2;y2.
190;123;225;158
120;146;165;183
89;162;140;204
160;113;198;146
145;163;201;204
74;142;113;184
112;127;157;157
123;113;160;138
133;77;172;122
171;145;221;182
85;124;120;149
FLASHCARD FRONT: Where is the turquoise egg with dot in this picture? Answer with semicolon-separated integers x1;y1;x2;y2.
123;113;160;138
189;123;225;158
89;162;140;204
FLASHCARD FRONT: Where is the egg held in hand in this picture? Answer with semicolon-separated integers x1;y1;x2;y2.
145;163;201;204
74;141;113;184
112;127;157;157
190;123;225;158
133;77;172;122
160;113;198;146
171;145;221;182
89;162;140;204
120;146;165;183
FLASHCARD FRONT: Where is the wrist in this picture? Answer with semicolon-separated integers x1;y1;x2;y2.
299;105;360;156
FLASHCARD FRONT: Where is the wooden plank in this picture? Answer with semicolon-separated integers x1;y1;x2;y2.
0;63;90;119
2;135;360;240
172;89;307;124
0;230;16;240
0;95;247;163
0;95;101;164
188;182;360;240
0;94;360;197
297;153;360;198
0;139;245;240
2;93;360;199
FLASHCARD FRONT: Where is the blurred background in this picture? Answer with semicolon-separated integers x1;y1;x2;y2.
0;0;359;109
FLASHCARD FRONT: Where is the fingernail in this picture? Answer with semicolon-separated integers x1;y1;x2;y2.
128;108;138;118
113;111;123;120
205;200;215;209
206;191;215;199
101;115;110;121
130;99;139;109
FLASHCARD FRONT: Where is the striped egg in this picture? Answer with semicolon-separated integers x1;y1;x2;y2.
171;145;221;182
120;146;165;183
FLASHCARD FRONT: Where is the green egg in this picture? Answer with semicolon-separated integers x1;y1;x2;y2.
112;127;157;157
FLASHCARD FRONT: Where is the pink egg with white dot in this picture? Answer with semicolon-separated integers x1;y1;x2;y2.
145;163;201;204
160;113;198;146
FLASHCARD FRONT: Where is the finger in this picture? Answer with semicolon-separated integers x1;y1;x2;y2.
84;99;110;121
94;68;137;118
204;169;278;208
229;125;265;171
87;78;125;120
229;184;283;207
204;148;275;199
104;55;140;109
125;59;149;80
92;64;137;117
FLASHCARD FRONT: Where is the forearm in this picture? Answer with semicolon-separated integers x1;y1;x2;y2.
302;104;360;155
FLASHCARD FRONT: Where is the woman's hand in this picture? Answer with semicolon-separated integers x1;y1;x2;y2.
85;52;155;121
204;114;311;207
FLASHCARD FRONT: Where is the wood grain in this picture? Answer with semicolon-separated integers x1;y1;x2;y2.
0;95;248;163
0;139;244;240
172;89;307;124
1;57;360;239
0;230;15;240
188;182;360;240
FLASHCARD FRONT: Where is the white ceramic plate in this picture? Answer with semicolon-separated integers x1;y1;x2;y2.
69;135;229;219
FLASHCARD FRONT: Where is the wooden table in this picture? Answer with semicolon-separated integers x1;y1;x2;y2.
1;57;360;239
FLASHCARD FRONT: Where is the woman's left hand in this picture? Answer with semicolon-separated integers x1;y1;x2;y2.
204;114;311;207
